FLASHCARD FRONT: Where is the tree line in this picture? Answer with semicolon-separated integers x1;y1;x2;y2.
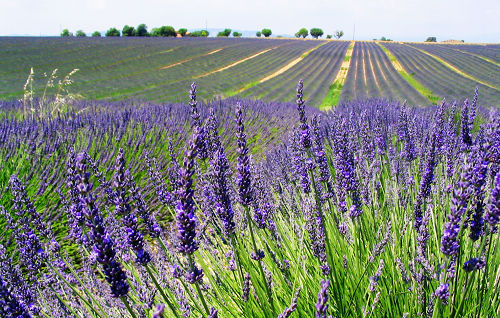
60;24;209;37
294;28;344;39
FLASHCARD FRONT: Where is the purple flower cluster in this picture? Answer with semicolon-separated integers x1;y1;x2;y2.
315;279;330;318
236;103;254;206
74;152;129;298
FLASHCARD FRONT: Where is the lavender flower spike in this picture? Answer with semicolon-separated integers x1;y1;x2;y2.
236;103;253;206
315;279;330;318
296;79;312;149
75;152;129;298
485;172;499;231
176;127;202;255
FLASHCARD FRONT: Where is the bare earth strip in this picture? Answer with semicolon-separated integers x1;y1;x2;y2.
258;42;327;83
333;41;355;85
319;41;355;110
455;49;500;67
195;47;280;79
160;48;223;70
405;43;500;90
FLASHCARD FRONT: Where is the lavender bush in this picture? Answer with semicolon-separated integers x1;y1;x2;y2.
0;82;498;317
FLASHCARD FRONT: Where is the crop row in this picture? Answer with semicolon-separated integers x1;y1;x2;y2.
409;43;500;88
448;44;500;63
339;42;429;106
0;38;287;100
382;42;500;107
239;41;350;107
129;40;321;103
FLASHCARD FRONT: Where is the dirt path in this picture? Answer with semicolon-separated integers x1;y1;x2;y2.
405;43;500;90
195;46;280;79
333;41;355;85
159;48;223;70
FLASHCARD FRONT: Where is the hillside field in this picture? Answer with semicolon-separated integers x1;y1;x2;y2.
0;37;498;108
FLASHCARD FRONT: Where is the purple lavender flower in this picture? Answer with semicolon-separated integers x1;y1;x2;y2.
315;279;329;318
414;135;437;229
175;129;202;255
184;265;204;284
463;258;485;272
485;172;499;231
208;307;218;318
296;80;312;149
210;147;235;237
440;183;469;256
236;103;253;206
461;99;472;146
74;152;129;298
435;283;449;305
369;259;385;292
188;82;208;160
0;275;31;318
242;273;250;302
398;102;416;162
277;288;300;318
153;304;165;318
112;148;151;265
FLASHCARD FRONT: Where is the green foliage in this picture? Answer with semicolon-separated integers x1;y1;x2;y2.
425;37;437;42
105;27;120;37
151;26;176;37
136;24;149;37
310;28;324;39
335;30;344;40
91;31;101;37
380;36;392;41
189;30;209;37
75;30;86;37
177;28;188;37
296;28;308;38
217;29;232;37
122;25;136;37
326;34;332;39
256;31;261;37
261;28;272;37
232;31;242;37
60;29;72;37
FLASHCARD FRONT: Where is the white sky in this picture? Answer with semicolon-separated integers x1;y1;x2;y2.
1;0;499;42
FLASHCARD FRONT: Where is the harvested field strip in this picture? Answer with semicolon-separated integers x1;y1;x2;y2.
319;41;354;110
258;42;327;83
406;43;500;90
195;47;279;78
455;49;500;67
378;42;439;104
160;48;223;69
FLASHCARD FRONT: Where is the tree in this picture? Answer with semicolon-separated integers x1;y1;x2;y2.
105;28;120;37
136;24;149;37
326;34;332;39
75;30;86;37
190;30;209;37
261;28;272;37
425;37;437;42
60;29;72;37
151;26;176;37
122;25;136;36
178;28;188;37
296;28;308;38
334;30;344;40
310;28;324;39
92;31;101;37
233;31;242;37
217;29;231;37
256;31;261;37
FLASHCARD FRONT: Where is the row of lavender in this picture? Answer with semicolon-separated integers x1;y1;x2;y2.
382;43;500;107
0;83;499;317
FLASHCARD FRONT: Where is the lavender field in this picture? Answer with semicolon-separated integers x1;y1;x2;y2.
0;37;499;108
0;75;499;318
